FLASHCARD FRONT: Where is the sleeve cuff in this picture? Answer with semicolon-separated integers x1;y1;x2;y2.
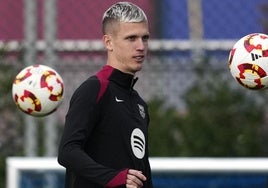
105;169;128;188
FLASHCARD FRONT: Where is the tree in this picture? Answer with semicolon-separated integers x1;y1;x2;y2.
178;68;264;156
0;63;24;188
148;60;266;157
148;99;182;156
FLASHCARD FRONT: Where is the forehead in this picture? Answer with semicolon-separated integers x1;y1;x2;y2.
114;22;149;36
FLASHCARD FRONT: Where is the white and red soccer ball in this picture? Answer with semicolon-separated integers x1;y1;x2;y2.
12;64;64;116
228;33;268;90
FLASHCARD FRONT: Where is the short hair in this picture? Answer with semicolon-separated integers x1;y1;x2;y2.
102;2;148;34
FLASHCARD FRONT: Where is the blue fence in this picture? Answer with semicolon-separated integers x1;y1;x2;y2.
158;0;267;39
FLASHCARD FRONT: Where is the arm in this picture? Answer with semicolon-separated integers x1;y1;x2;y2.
58;78;126;186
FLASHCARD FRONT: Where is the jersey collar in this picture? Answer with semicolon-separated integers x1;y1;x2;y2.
104;65;138;89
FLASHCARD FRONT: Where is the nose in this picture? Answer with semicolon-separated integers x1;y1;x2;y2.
136;38;146;51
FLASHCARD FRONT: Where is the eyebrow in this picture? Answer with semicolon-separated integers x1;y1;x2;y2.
124;33;150;39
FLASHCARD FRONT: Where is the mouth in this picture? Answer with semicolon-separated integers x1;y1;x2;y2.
133;55;145;62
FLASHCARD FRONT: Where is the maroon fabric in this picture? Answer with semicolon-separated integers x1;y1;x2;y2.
96;65;113;102
105;169;128;188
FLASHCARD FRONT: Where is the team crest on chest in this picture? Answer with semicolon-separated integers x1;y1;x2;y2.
137;104;145;119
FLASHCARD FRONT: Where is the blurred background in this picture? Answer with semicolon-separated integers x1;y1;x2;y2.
1;0;268;187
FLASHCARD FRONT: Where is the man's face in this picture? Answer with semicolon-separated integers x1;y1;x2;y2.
104;21;150;74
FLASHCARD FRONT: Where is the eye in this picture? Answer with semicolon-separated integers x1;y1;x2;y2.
126;36;137;41
142;35;150;42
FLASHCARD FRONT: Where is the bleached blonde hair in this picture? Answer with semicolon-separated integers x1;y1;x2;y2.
102;2;147;34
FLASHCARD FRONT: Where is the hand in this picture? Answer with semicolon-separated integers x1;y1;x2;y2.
126;169;147;188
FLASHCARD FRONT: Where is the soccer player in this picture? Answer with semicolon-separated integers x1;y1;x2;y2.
58;2;153;188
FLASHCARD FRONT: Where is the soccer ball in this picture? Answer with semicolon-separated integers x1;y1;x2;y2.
12;64;64;116
228;33;268;90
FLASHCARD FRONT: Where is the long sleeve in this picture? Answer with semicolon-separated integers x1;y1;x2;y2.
58;66;153;187
58;78;124;186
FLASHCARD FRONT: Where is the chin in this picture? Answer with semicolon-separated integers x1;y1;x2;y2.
135;64;143;71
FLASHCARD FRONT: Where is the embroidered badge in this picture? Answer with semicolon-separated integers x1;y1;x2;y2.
137;104;145;119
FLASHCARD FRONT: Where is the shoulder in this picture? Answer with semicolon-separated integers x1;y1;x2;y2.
70;76;101;104
75;76;100;94
71;75;110;104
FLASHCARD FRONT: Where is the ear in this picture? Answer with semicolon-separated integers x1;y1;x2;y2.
102;34;113;51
